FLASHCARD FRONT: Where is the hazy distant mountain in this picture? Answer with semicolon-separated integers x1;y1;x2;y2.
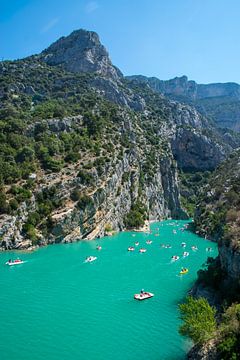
127;75;240;131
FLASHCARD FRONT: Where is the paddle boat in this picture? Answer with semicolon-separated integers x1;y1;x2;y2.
139;248;147;253
135;242;140;246
191;246;198;251
181;242;186;248
85;256;97;263
134;290;154;301
146;240;152;244
128;246;135;251
179;268;189;275
171;255;180;261
96;245;102;250
5;259;24;266
183;251;189;257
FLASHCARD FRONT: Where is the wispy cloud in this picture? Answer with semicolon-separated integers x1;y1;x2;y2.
85;1;99;14
41;17;60;33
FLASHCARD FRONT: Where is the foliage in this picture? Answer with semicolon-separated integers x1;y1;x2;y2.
178;296;217;345
197;257;224;290
217;304;240;359
77;195;94;210
124;200;147;229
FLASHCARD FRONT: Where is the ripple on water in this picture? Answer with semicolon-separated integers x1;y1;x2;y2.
0;220;217;360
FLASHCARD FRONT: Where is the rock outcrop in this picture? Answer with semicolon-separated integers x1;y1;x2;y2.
40;29;122;81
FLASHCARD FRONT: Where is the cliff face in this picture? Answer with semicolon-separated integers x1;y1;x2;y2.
194;150;240;280
127;75;240;132
0;109;187;250
0;28;237;251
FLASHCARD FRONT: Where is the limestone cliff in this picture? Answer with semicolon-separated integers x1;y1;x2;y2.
127;75;240;132
0;29;237;251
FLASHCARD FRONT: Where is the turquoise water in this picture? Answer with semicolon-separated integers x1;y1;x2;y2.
0;220;217;360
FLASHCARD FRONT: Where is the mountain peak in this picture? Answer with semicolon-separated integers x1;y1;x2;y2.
40;29;122;80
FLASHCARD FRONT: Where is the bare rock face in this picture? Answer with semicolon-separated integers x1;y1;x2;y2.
171;127;227;171
41;29;122;81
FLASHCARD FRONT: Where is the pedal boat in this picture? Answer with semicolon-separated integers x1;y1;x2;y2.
85;256;97;263
146;240;152;244
128;247;135;251
139;248;147;253
134;292;154;300
5;259;24;266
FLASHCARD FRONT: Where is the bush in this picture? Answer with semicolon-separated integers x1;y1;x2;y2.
217;304;240;359
124;201;147;229
77;195;94;210
70;189;81;202
77;170;94;185
178;296;216;345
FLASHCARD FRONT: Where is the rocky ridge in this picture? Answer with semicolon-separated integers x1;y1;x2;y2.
0;29;238;250
127;75;240;132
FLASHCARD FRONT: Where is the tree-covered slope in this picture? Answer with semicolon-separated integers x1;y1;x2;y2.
0;29;237;250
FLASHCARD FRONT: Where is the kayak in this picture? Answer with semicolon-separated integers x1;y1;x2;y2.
134;292;154;300
180;269;189;275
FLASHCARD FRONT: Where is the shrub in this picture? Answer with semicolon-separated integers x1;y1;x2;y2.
70;189;81;202
77;195;94;210
178;296;216;345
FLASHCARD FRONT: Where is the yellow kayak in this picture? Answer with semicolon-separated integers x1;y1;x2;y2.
180;269;189;275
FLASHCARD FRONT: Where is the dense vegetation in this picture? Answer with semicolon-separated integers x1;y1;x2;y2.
179;294;240;360
179;296;216;345
194;149;240;246
179;150;240;359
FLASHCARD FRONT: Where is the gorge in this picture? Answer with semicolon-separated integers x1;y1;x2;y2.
0;28;240;360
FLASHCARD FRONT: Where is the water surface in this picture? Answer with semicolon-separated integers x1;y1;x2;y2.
0;220;218;360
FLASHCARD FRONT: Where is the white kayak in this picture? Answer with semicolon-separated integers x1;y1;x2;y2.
85;256;97;263
134;292;154;300
6;260;24;266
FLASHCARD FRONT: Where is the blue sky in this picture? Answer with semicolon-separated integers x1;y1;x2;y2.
1;0;240;83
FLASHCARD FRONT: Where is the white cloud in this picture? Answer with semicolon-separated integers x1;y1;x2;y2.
85;1;99;14
41;18;60;33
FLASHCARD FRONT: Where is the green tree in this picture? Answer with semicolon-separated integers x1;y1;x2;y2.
179;296;216;344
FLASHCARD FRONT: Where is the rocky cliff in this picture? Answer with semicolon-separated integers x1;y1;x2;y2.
0;29;237;251
127;75;240;132
40;29;122;81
